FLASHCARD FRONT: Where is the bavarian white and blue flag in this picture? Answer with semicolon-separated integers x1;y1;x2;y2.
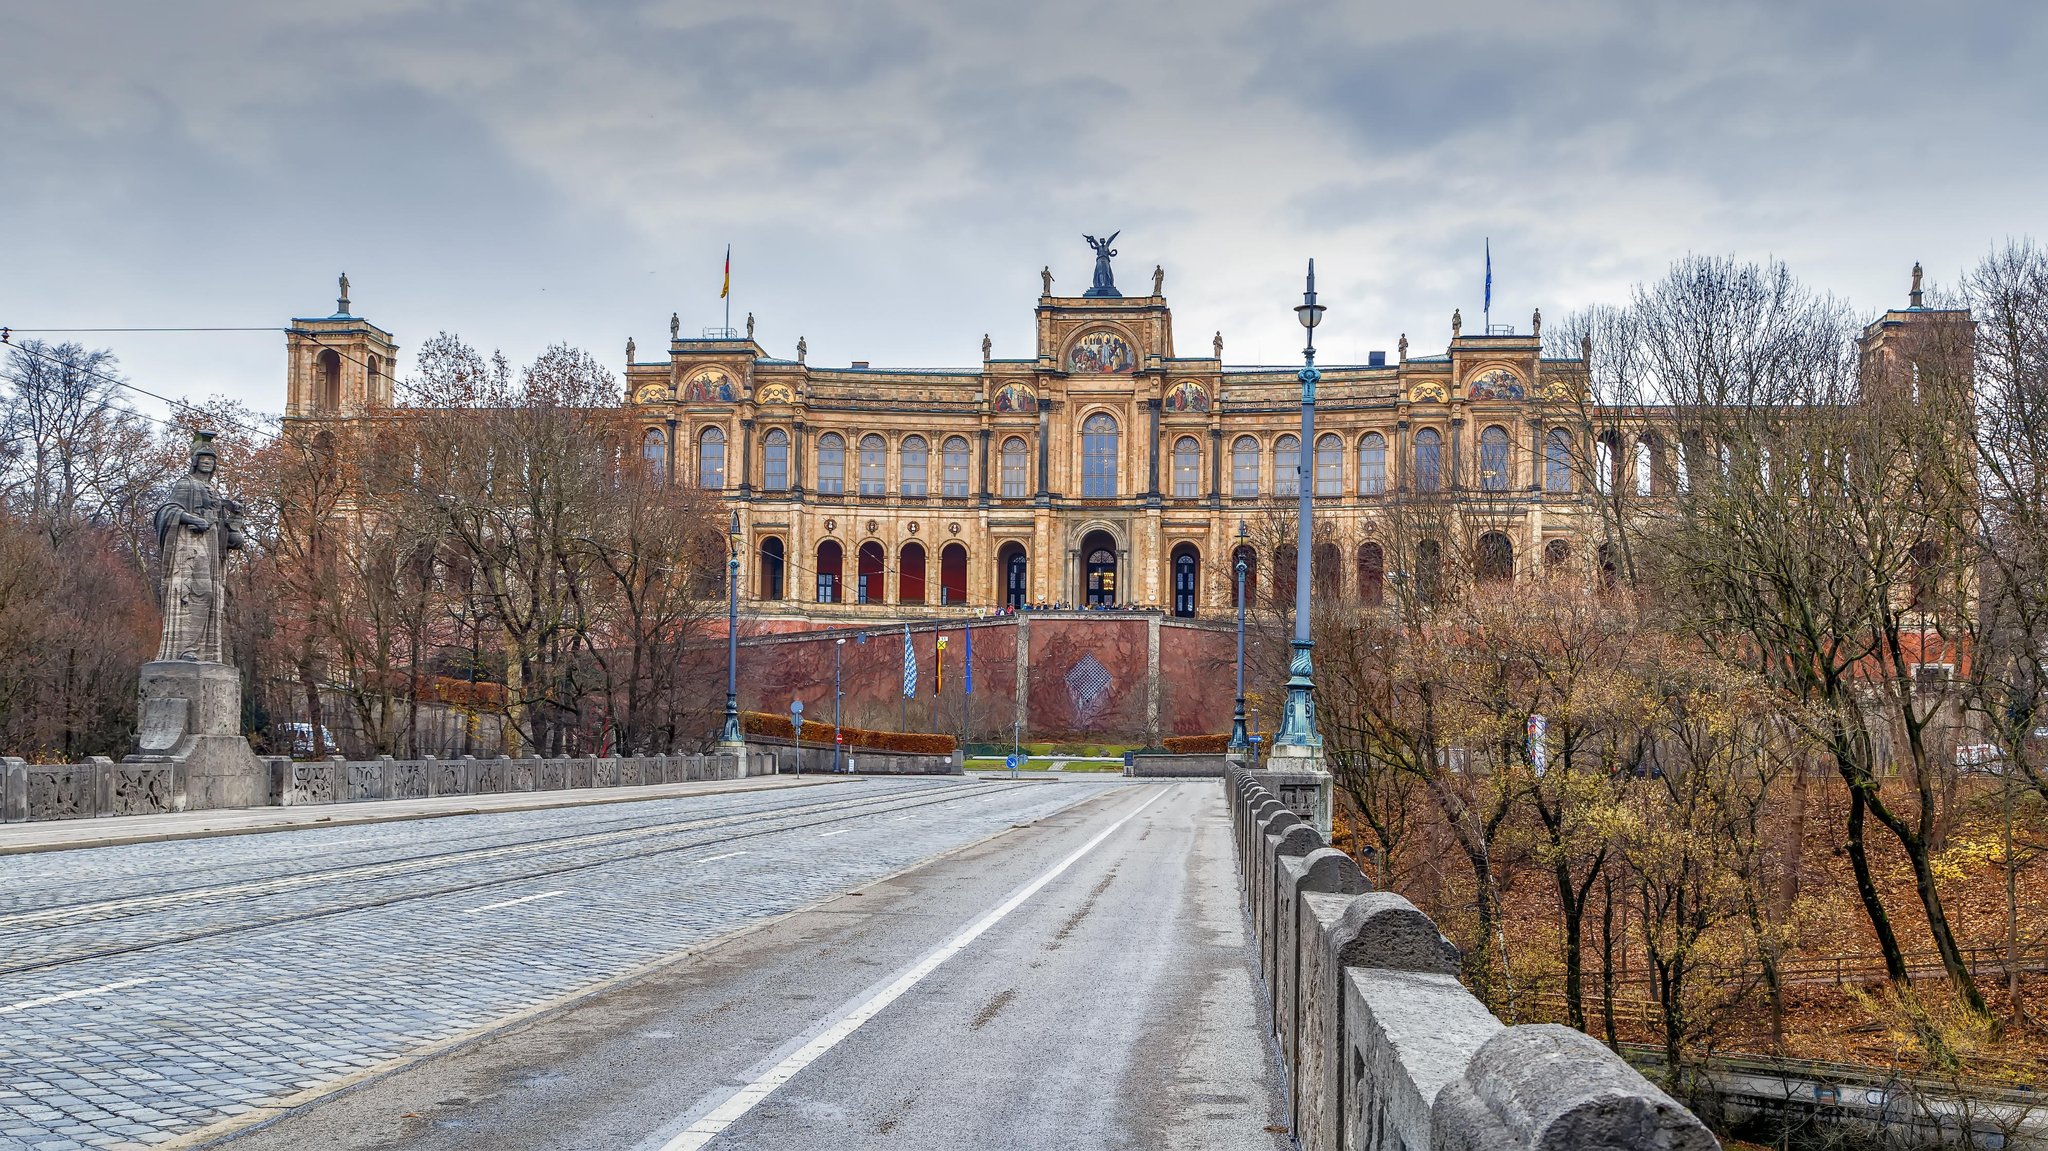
902;624;917;699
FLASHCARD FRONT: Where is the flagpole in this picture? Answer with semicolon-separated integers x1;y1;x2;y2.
1483;238;1491;333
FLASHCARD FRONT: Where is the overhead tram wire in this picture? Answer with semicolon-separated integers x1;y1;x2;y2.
1;322;947;604
2;321;406;433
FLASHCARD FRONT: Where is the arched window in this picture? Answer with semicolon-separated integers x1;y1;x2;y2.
1272;544;1297;607
1479;426;1510;492
900;542;927;604
1909;539;1940;611
1543;538;1570;576
1634;438;1653;497
900;435;929;497
1416;538;1444;605
939;543;968;605
642;427;667;481
1081;413;1118;498
1413;428;1442;493
858;434;887;495
762;428;790;491
1313;541;1342;599
1476;531;1514;583
697;426;726;489
817;433;846;495
1596;432;1618;495
759;537;786;600
816;540;842;602
1357;542;1385;606
366;355;383;406
1171;543;1200;617
856;540;885;603
1232;436;1262;497
1173;436;1202;498
316;349;341;410
1314;434;1343;496
1544;428;1572;493
1274;435;1301;497
1001;436;1028;498
999;542;1029;609
941;435;970;497
1358;433;1387;496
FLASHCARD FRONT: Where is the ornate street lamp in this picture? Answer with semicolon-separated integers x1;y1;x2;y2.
1230;521;1250;753
1270;261;1333;834
719;510;743;745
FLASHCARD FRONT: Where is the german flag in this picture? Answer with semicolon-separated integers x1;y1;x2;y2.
721;245;730;299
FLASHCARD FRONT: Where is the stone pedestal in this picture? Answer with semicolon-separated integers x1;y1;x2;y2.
126;659;267;811
1263;746;1334;839
712;740;750;777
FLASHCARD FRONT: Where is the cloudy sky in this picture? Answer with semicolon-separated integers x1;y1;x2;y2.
4;1;2045;419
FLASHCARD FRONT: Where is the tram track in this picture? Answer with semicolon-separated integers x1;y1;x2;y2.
0;780;1052;979
0;779;914;914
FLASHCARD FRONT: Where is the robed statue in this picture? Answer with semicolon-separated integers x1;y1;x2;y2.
1083;231;1121;298
154;432;245;664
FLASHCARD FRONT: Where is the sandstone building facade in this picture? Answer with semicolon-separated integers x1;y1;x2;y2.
283;257;1947;625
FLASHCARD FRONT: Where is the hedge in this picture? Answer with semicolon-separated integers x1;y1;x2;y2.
740;710;956;755
1161;733;1230;754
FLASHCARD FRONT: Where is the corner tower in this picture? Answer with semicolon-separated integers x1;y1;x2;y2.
286;273;399;418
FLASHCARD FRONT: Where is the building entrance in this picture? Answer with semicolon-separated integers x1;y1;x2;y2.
1081;530;1118;607
1005;549;1028;609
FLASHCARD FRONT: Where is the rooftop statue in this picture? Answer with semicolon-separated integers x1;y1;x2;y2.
1452;308;1463;338
670;312;681;340
1083;232;1121;298
337;271;350;315
626;336;635;364
154;432;245;664
1041;266;1053;296
1152;264;1164;296
746;312;755;339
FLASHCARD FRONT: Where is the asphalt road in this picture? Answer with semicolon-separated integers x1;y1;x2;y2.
2;777;1285;1150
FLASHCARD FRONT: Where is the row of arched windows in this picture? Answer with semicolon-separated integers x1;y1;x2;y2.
644;421;1585;498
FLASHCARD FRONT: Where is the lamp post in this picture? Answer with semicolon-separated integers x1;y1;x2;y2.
1270;260;1333;835
833;636;846;772
719;510;743;745
1230;521;1250;754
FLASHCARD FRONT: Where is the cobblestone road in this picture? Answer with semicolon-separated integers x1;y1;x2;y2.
0;777;1105;1150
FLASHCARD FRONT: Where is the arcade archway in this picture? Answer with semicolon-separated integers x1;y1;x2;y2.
1081;529;1118;607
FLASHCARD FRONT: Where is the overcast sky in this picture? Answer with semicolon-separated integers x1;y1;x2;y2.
4;1;2044;420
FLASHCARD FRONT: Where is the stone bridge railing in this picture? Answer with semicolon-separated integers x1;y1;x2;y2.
2;751;752;823
1228;768;1719;1151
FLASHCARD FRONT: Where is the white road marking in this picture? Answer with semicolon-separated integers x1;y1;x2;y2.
652;786;1168;1151
463;890;566;914
0;976;161;1016
816;829;849;838
695;851;747;863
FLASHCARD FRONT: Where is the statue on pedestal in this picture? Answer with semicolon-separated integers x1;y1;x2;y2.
134;431;268;810
1083;232;1121;298
154;433;245;664
670;312;681;340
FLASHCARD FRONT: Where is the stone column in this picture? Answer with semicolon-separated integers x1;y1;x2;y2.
1145;613;1161;745
977;428;992;505
739;418;755;493
1449;417;1465;489
1014;615;1031;739
1145;398;1162;501
1036;404;1053;498
793;420;809;491
1209;426;1224;507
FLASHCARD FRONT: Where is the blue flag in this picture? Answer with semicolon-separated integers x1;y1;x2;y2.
901;624;917;698
963;626;974;695
1484;238;1492;316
